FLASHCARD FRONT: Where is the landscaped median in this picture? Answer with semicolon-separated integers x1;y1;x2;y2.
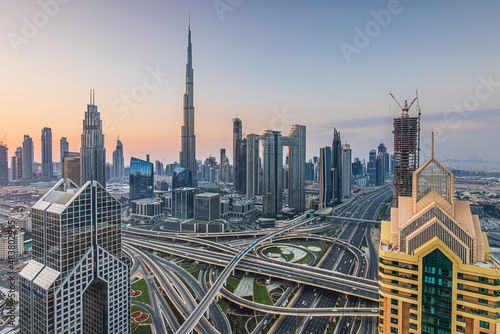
131;278;151;305
131;305;153;334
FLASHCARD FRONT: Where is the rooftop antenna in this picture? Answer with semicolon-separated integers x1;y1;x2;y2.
93;89;95;105
416;90;422;165
431;131;434;159
90;89;92;104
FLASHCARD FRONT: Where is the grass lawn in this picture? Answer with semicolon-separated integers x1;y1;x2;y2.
218;298;229;314
130;305;152;324
294;254;311;265
253;282;273;305
131;279;151;305
337;297;346;307
226;277;240;293
132;325;153;334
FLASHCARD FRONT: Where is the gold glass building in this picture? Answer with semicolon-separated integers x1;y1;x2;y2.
379;142;500;334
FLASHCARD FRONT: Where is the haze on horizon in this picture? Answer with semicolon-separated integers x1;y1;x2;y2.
1;0;499;166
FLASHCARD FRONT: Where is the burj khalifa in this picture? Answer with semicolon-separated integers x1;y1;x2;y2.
179;23;198;187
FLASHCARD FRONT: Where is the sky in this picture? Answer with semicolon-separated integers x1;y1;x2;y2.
1;0;499;166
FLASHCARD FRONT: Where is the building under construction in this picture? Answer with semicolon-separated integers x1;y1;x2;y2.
391;93;421;207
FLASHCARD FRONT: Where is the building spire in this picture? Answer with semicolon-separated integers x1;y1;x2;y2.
431;131;435;159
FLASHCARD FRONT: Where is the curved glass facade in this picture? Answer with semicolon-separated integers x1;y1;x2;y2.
172;164;192;190
129;157;154;200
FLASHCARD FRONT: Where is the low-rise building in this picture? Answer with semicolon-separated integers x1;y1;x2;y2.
0;225;24;260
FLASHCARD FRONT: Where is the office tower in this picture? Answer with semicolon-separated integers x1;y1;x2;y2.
246;134;259;198
81;90;106;187
155;160;163;176
262;130;283;217
378;142;390;180
283;124;306;212
22;135;34;179
112;139;124;183
319;147;332;208
341;143;352;198
172;164;193;190
305;161;314;181
393;109;420;207
368;149;377;186
376;153;384;186
390;154;395;176
233;118;246;193
60;137;69;164
0;143;7;186
352;157;363;177
62;151;80;185
172;187;196;220
194;193;220;222
19;179;130;333
129;157;154;200
378;139;499;334
41;127;53;178
179;25;198;187
332;128;342;203
11;147;22;180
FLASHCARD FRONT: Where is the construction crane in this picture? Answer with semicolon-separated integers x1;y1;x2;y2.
389;93;418;117
0;134;5;146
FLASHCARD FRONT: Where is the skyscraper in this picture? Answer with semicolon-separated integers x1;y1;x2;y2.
368;149;376;186
60;137;69;164
233;118;247;194
81;90;106;187
378;142;390;180
112;139;124;183
22;135;34;179
62;151;80;185
319;146;332;208
172;164;193;190
172;187;196;220
341;143;351;198
179;24;198;187
332;128;342;203
393;107;420;207
19;179;130;333
262;130;282;217
378;138;498;334
41;127;53;178
246;134;260;198
283;124;306;212
11;147;22;180
129;157;154;200
0;143;7;186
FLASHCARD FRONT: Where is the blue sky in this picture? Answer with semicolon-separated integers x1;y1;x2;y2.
1;0;499;164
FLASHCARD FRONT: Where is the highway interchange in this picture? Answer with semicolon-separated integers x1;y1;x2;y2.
124;186;392;334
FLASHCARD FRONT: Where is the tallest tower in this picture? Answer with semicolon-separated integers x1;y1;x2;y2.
179;23;198;187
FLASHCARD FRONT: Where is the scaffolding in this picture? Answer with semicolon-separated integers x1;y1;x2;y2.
390;93;421;207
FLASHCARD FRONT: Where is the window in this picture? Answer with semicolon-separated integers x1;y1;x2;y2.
478;287;488;294
458;273;463;279
391;308;399;315
478;298;488;305
391;299;399;306
390;326;398;333
479;277;488;283
480;321;489;329
391;318;398;325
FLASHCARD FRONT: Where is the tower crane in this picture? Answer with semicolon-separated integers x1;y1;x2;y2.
389;93;418;117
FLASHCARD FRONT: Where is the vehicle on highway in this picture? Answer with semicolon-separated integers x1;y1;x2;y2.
332;309;338;312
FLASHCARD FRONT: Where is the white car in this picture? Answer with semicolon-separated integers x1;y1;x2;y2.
332;309;338;312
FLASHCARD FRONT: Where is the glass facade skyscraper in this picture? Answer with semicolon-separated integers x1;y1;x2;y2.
172;164;193;190
129;157;154;200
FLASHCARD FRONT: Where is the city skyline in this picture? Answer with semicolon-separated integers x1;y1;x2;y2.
2;1;500;165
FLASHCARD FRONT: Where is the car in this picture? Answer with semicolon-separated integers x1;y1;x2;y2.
353;309;358;312
352;287;358;291
332;309;338;312
371;310;378;313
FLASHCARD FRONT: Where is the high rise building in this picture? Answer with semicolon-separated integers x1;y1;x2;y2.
179;24;198;187
81;90;106;187
341;143;352;198
129;157;154;200
112;139;124;183
0;143;7;185
262;130;283;217
62;151;80;185
352;157;363;177
19;179;130;333
194;193;220;222
41;127;53;178
305;161;314;181
393;109;420;207
172;187;196;220
155;160;164;176
60;137;69;164
283;125;306;212
233;118;246;194
319;146;332;208
379;139;499;334
246;134;260;198
11;147;23;180
378;142;390;180
332;128;342;203
172;164;193;190
368;149;377;186
376;153;385;186
22;135;34;179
